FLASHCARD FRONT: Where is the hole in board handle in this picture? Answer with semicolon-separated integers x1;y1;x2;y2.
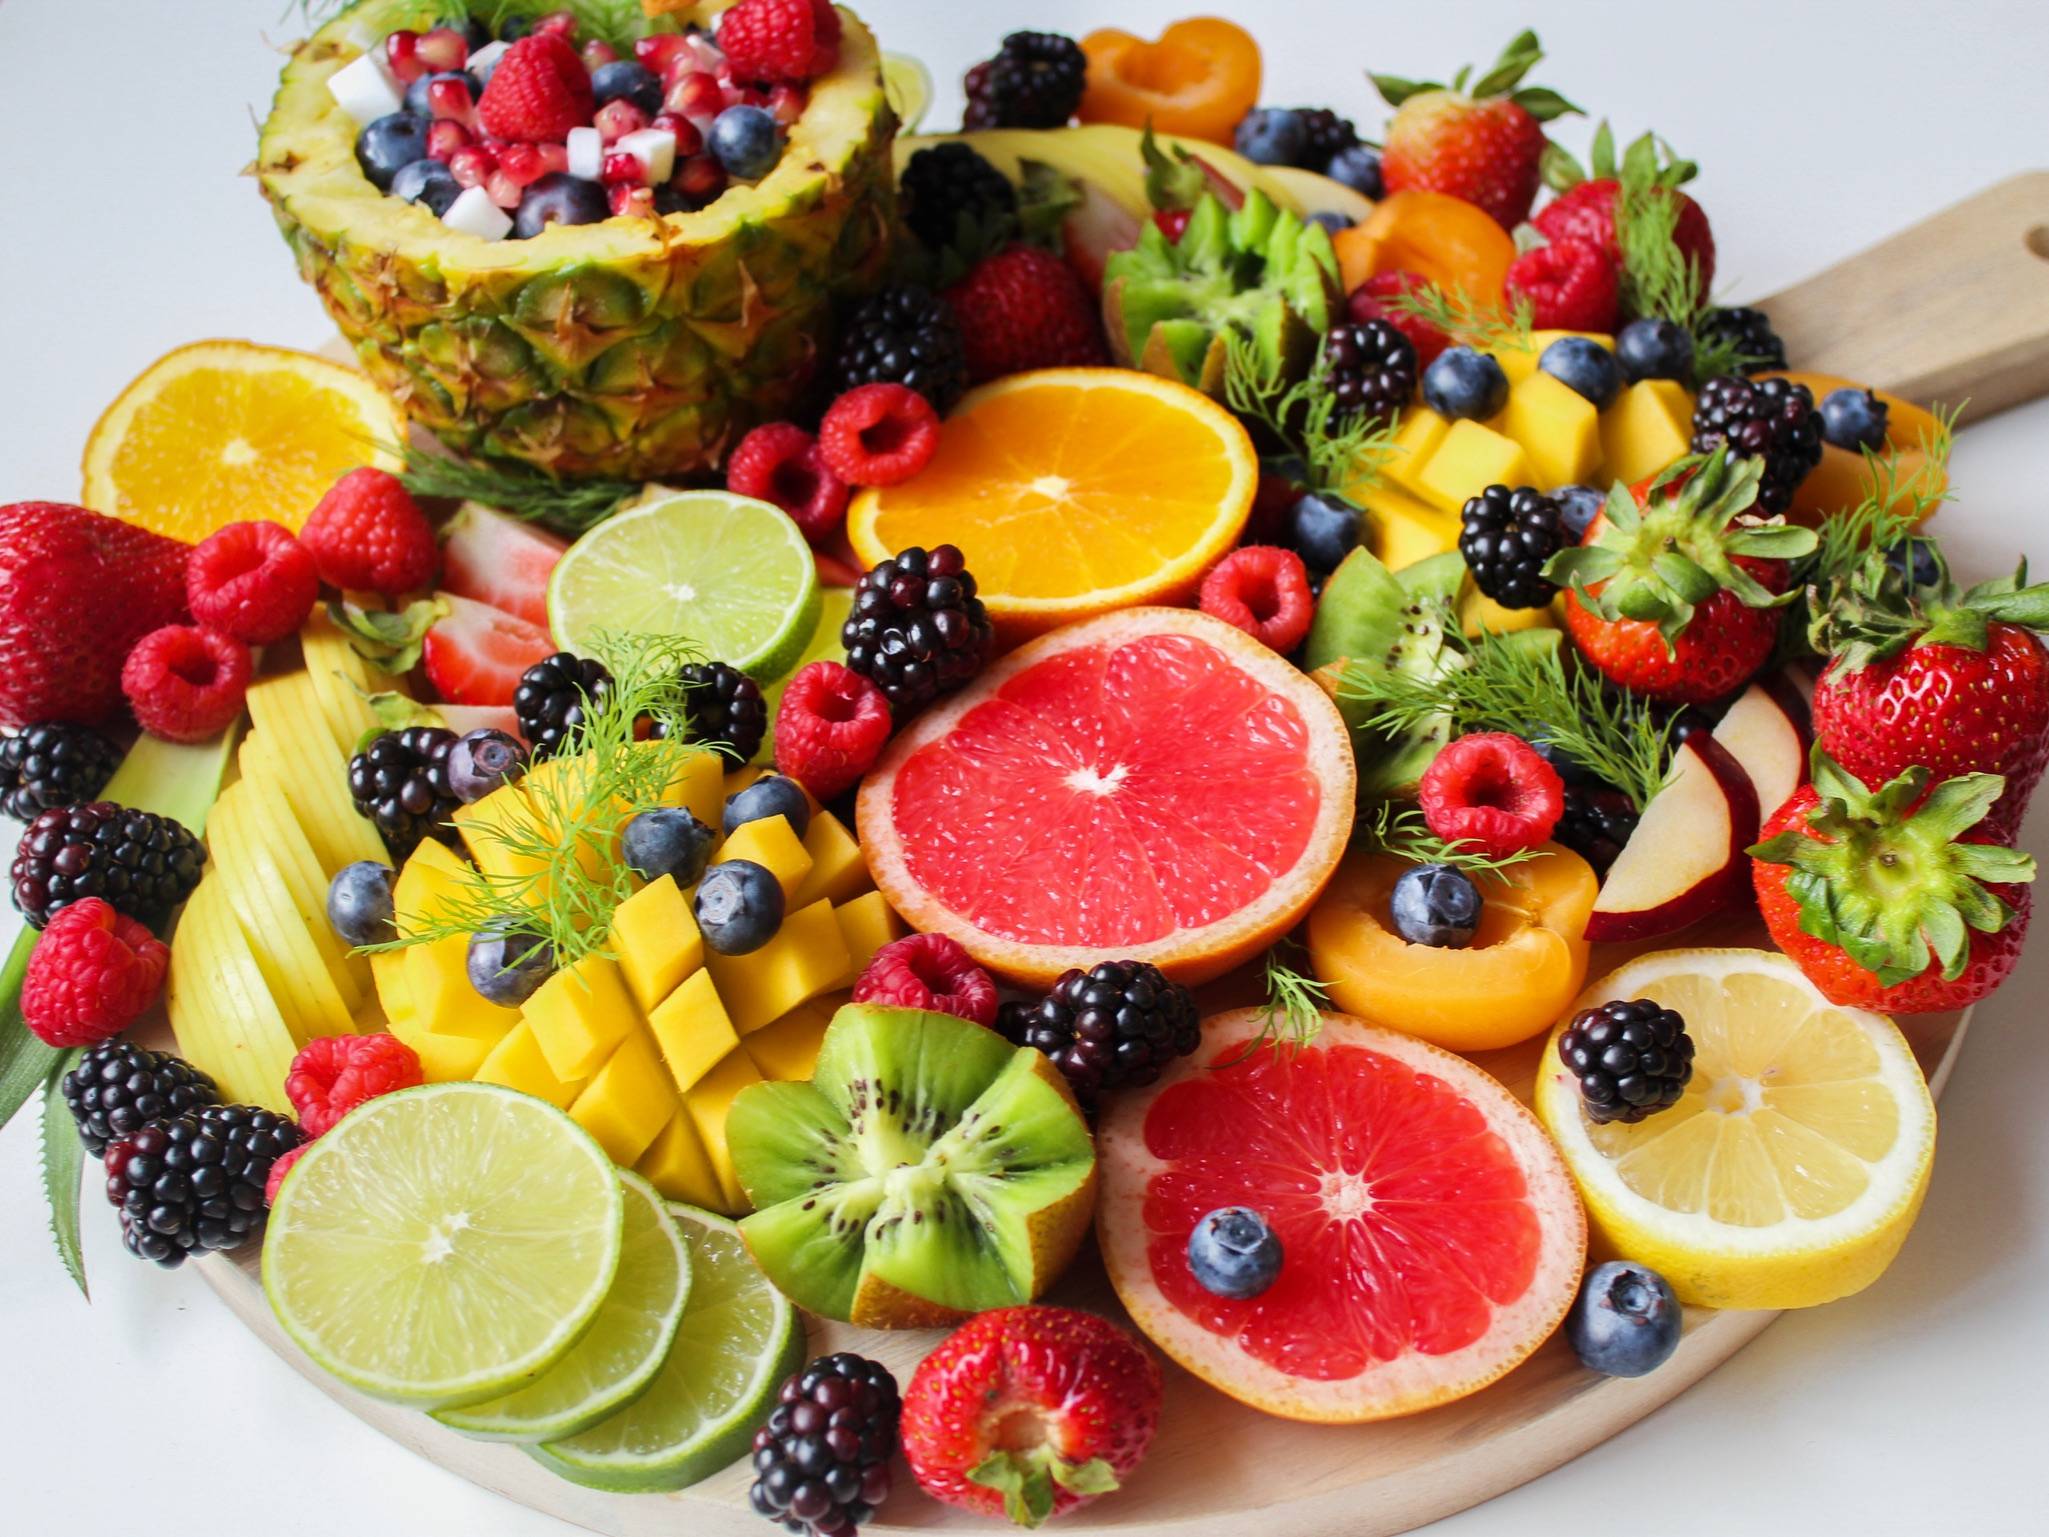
2026;225;2049;261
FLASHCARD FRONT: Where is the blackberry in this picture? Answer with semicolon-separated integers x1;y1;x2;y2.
897;141;1017;253
666;661;769;766
963;31;1087;130
841;544;993;711
10;801;206;930
104;1103;303;1267
748;1353;900;1535
1459;485;1564;609
1552;786;1638;875
347;727;461;860
1558;998;1694;1125
62;1042;220;1158
514;651;613;760
829;285;969;413
1322;320;1417;424
1689;375;1824;514
1296;107;1361;172
998;959;1200;1108
0;723;120;823
1695;305;1787;376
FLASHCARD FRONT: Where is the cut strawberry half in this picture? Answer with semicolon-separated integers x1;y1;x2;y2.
437;502;566;633
421;592;555;708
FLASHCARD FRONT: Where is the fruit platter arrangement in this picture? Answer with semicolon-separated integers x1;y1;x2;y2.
6;1;2045;1532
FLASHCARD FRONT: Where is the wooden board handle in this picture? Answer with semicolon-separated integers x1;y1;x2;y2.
1761;170;2049;419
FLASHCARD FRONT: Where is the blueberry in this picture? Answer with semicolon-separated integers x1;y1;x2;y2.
1323;143;1383;199
390;158;463;217
1539;336;1623;409
1614;317;1694;384
1188;1207;1284;1299
1421;346;1509;421
694;859;785;955
1281;491;1362;575
1819;386;1889;452
1233;108;1308;167
326;861;397;947
446;728;527;802
590;59;662;115
356;112;432;191
1388;863;1482;948
512;172;611;238
623;807;717;887
1552;484;1607;543
403;68;480;118
708;105;781;181
1566;1261;1682;1377
723;775;812;839
1885;535;1942;589
1307;210;1354;234
467;927;554;1006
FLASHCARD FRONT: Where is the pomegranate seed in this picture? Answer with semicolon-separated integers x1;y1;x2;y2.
485;168;524;209
651;113;702;156
534;9;577;40
426;76;474;123
766;84;805;126
595;98;648;143
415;26;468;73
535;142;570;174
426;119;472;160
635;36;694;73
384;30;426;85
609;184;655;217
581;39;618;69
665;71;724;122
602;151;645;186
497;141;546;185
448;145;496;188
674;154;726;204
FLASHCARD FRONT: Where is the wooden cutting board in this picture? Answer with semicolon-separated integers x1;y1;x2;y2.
197;171;2049;1536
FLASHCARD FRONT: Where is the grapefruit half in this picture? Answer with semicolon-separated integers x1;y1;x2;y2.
1098;1009;1587;1423
856;608;1355;987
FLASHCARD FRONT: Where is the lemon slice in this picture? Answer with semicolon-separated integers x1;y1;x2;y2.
881;51;933;132
1534;948;1936;1311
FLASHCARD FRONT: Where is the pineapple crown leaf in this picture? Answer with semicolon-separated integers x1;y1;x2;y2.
1370;30;1581;121
1140;122;1211;213
1749;748;2034;984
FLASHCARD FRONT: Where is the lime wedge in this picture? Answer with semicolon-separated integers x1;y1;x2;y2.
433;1172;691;1443
262;1083;624;1410
548;490;821;681
529;1204;805;1492
758;585;853;763
882;51;933;132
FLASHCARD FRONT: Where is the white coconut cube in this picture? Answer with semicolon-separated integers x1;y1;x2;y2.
328;50;404;125
565;127;605;182
467;39;511;83
617;128;678;186
443;184;513;241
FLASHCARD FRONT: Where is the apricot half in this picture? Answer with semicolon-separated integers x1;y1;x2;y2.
1334;190;1516;310
1079;19;1261;145
1307;843;1597;1053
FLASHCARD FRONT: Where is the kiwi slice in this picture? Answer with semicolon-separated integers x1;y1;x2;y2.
728;1004;1097;1329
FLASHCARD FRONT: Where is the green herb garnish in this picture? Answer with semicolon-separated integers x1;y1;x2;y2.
1216;940;1331;1067
1222;330;1400;497
398;442;640;535
1383;282;1536;356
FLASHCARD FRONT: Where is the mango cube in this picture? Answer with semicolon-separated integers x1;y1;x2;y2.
1499;330;1613;385
1415;421;1533;515
1359;481;1462;570
714;814;814;905
379;962;498;1082
403;937;521;1043
612;875;703;1012
790;811;870;909
1503;371;1602;488
524;953;640;1082
570;1030;676;1168
1381;407;1450;496
832;891;904;984
475;1021;587;1109
705;898;852;1034
743;993;843;1083
392;838;470;934
681;1048;764;1213
452;782;551;888
647;969;741;1094
636;1112;725;1211
1601;379;1695;486
650;746;723;830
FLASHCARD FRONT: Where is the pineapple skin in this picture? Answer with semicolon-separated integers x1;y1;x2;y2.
255;4;897;481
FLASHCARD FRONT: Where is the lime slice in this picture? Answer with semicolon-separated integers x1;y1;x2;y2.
882;51;933;132
548;490;821;681
263;1083;624;1409
433;1172;692;1443
758;585;853;763
529;1204;805;1492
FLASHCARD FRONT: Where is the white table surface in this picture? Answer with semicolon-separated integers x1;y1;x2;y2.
4;2;2048;1533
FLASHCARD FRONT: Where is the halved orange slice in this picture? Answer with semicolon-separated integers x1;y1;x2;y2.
846;368;1257;639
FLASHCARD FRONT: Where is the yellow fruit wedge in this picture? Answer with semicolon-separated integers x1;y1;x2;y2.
168;879;298;1112
208;782;356;1043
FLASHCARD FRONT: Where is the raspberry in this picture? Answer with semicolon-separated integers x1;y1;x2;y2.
285;1033;425;1139
818;384;940;488
477;31;595;143
185;520;319;645
727;422;850;543
852;933;998;1027
19;897;170;1048
717;0;841;84
1418;732;1565;858
773;660;892;801
300;468;438;596
1346;269;1449;368
1505;237;1620;332
121;625;251;743
264;1141;310;1207
1199;546;1315;654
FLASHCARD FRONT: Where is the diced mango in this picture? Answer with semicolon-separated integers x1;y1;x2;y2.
1601;379;1696;487
647;969;742;1095
524;953;640;1081
790;811;869;909
1358;481;1462;570
384;1007;498;1082
714;814;814;905
1461;587;1561;638
705;899;853;1034
370;949;415;1029
636;1113;725;1210
1381;407;1450;497
475;1021;587;1109
1415;420;1534;515
404;938;521;1043
570;1030;676;1168
612;875;704;1013
743;992;844;1083
651;746;723;830
681;1048;764;1213
1499;330;1613;385
1503;371;1602;489
392;838;471;935
832;891;904;984
452;782;552;889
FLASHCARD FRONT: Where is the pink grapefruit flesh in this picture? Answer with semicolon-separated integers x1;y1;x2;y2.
1097;1009;1587;1422
856;608;1356;987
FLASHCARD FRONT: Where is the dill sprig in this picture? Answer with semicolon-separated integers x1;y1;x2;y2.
1357;801;1547;875
1216;940;1330;1067
1384;282;1535;355
398;441;640;534
1222;331;1400;496
1339;630;1675;810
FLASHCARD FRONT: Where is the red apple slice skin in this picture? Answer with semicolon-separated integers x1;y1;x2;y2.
1584;735;1761;943
1712;678;1809;823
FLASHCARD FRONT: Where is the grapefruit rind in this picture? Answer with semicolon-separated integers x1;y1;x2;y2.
1097;1009;1587;1424
856;608;1357;988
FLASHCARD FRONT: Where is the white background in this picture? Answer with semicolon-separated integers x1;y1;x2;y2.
4;1;2048;1533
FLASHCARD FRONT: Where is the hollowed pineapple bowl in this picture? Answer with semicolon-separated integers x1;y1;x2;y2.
256;2;897;481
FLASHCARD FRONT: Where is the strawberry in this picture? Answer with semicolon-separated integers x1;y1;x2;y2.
1535;127;1717;298
1751;752;2035;1012
943;245;1109;383
1550;452;1817;704
0;502;190;729
436;502;565;632
1504;236;1619;331
1370;30;1580;229
421;592;555;708
1346;269;1450;367
900;1306;1162;1528
476;31;594;143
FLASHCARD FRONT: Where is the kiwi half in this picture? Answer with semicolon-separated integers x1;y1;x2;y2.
728;1003;1097;1329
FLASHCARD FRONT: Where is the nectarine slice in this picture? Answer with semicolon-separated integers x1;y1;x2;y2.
1583;736;1760;944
